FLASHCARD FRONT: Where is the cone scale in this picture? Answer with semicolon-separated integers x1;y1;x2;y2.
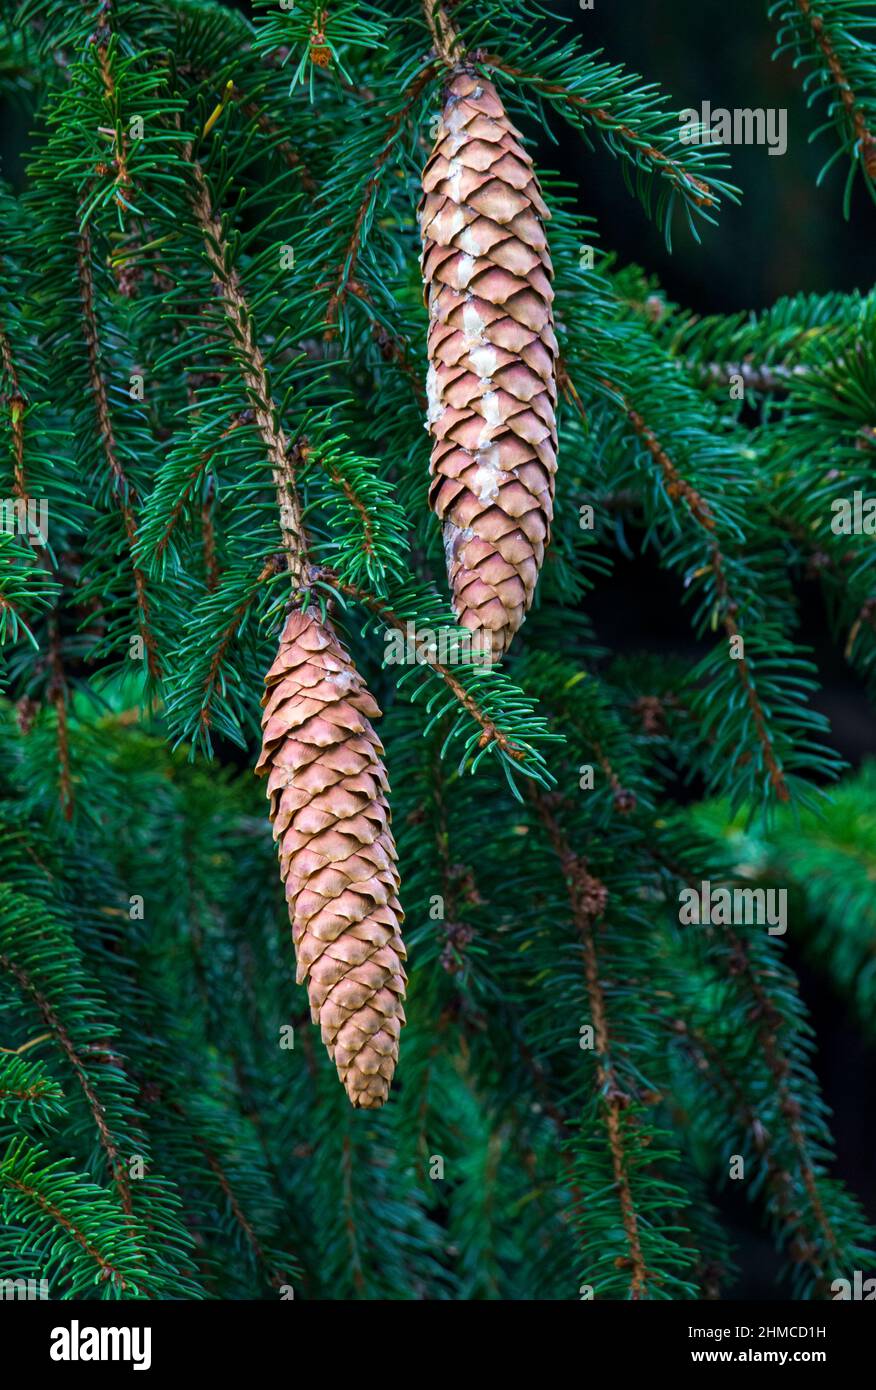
419;70;558;663
256;610;406;1108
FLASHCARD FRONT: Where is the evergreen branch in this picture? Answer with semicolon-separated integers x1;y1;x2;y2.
652;833;867;1290
340;1132;366;1295
76;223;160;677
163;1088;295;1294
348;281;427;408
531;787;652;1297
197;1136;288;1292
0;1055;64;1123
320;452;376;561
0;319;27;499
707;558;791;805
323;64;437;332
609;381;716;531
422;0;464;67
481;55;720;210
0;540;56;646
672;1014;839;1286
660;290;861;387
0;945;134;1216
604;382;791;803
185;556;280;750
91;31;135;252
152;410;249;566
338;576;557;782
201;478;219;592
769;0;876;200
694;360;812;392
237;93;317;193
47;612;74;821
699;769;876;1044
186;155;308;586
796;0;876;173
0;1147;134;1293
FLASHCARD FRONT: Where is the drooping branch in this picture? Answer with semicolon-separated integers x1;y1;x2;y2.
530;788;652;1299
475;56;719;209
337;579;530;763
794;0;876;178
722;922;842;1271
604;380;790;804
1;1175;129;1289
187;157;309;590
161;1092;292;1294
650;843;844;1278
323;66;437;332
0;952;133;1215
672;1012;837;1289
76;224;160;677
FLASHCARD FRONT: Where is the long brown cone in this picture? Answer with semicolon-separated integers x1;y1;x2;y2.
255;609;406;1108
419;70;558;662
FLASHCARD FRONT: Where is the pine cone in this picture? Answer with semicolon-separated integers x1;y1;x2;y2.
419;70;558;662
255;610;406;1108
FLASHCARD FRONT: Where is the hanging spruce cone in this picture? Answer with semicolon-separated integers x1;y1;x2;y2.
419;70;558;663
255;609;406;1108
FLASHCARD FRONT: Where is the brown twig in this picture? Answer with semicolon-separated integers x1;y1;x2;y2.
423;0;464;67
188;159;308;589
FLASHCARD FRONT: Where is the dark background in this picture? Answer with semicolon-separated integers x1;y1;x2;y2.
2;0;872;1299
564;0;876;310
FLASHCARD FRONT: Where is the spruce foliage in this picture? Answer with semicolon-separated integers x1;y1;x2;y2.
0;0;874;1298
